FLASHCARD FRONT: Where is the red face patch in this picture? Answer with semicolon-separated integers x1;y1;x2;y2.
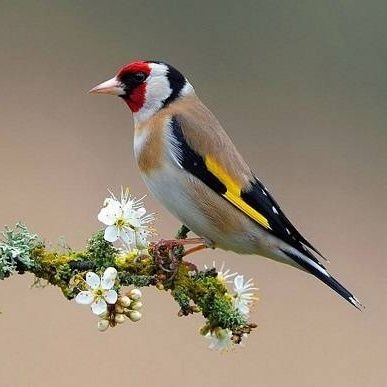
126;83;146;112
117;61;151;112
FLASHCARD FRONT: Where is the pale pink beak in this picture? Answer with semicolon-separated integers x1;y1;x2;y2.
88;76;125;96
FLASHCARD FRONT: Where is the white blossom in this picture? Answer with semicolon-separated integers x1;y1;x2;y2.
233;275;258;317
206;328;235;352
97;188;154;250
75;267;118;315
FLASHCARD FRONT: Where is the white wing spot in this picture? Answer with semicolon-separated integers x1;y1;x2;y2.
262;189;267;196
286;227;291;235
272;206;279;215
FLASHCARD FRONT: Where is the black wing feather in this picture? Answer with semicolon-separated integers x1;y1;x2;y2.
242;178;327;266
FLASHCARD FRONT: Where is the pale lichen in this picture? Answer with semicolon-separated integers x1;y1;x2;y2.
0;223;39;279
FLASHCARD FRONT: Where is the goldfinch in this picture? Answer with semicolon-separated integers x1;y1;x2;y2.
89;60;363;310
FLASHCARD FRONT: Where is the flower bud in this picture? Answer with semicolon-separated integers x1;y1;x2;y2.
128;310;142;322
114;313;126;324
191;305;200;313
130;301;143;310
199;325;210;336
128;288;142;301
97;319;109;332
115;304;125;314
214;327;228;340
119;296;131;307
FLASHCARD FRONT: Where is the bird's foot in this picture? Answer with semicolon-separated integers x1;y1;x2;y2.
150;237;207;280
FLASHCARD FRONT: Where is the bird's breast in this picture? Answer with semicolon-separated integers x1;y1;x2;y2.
133;116;170;174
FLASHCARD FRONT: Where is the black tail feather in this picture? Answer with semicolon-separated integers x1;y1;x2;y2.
281;249;364;310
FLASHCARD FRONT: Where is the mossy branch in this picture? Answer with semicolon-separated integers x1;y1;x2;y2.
0;223;257;348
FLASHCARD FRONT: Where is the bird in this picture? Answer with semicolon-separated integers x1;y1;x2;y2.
89;60;363;310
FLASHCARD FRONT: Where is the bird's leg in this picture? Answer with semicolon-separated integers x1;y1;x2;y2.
183;244;208;257
152;237;205;252
178;237;206;245
151;225;195;252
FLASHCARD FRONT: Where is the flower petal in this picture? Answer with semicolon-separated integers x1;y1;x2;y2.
122;206;135;219
75;291;94;305
119;229;135;244
104;289;118;304
217;263;237;284
206;329;234;352
104;225;119;242
98;199;122;226
97;208;114;226
91;299;107;315
86;272;100;289
238;304;250;316
101;267;117;289
135;231;149;249
233;275;245;292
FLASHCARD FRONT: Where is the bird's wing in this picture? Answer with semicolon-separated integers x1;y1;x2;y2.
168;110;326;266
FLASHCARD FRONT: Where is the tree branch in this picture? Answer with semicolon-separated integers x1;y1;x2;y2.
0;223;257;350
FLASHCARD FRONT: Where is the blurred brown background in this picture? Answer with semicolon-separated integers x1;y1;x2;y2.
0;1;386;386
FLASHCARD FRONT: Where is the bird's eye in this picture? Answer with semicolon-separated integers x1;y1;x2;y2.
133;72;146;82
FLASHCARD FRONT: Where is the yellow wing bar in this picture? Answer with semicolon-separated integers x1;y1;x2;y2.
205;156;271;230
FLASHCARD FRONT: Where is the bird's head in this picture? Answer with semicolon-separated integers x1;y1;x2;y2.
89;60;194;123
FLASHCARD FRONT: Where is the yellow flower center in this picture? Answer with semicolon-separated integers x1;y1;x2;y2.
94;288;104;298
114;217;127;229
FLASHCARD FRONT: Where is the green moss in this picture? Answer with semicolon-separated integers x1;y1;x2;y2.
31;260;76;299
115;251;155;275
202;293;245;329
172;287;191;313
29;245;85;299
169;264;246;330
172;263;194;289
36;251;75;266
119;273;154;287
85;231;118;268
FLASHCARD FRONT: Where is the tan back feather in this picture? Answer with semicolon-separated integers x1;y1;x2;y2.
164;95;254;187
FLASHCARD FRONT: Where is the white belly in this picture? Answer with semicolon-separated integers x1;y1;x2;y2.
141;164;277;255
142;166;219;240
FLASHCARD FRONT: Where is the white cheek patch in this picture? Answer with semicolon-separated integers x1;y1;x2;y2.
133;63;172;124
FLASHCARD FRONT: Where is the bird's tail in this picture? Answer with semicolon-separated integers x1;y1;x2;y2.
281;249;364;310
